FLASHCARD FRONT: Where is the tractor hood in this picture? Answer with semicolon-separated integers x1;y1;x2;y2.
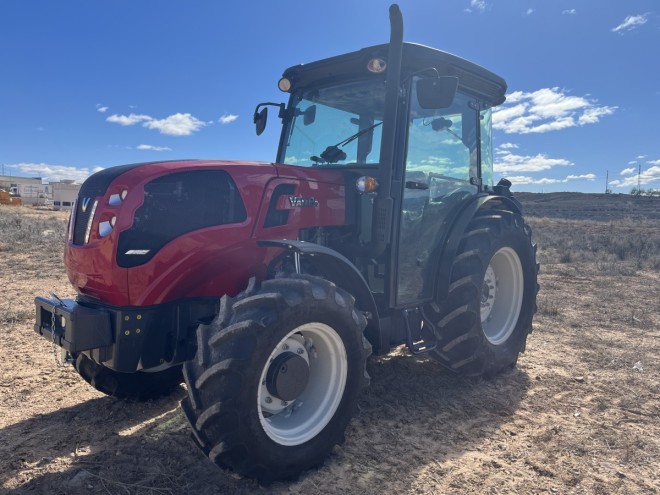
66;159;347;307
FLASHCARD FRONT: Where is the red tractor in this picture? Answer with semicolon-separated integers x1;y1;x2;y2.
35;4;538;482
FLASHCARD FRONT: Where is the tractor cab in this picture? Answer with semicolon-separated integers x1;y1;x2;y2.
255;40;508;329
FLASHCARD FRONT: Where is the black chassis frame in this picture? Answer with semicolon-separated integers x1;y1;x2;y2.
35;295;216;372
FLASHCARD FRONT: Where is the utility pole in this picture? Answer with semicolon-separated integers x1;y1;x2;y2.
605;170;609;194
637;163;641;195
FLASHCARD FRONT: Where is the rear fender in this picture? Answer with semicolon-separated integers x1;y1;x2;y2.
432;194;522;302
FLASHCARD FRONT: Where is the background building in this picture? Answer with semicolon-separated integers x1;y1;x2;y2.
51;180;80;210
0;175;81;208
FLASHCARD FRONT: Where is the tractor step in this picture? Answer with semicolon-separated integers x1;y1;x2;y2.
402;308;437;355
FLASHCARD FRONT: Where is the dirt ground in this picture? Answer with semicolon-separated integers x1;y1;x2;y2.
1;195;658;494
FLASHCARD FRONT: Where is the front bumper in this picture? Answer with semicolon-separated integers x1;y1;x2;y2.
35;297;113;352
34;296;193;373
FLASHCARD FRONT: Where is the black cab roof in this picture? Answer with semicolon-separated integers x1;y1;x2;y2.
282;42;507;106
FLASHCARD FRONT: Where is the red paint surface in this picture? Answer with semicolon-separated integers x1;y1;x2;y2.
65;160;347;307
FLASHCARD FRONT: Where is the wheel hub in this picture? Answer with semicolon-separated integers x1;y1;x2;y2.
257;323;348;446
266;352;310;401
481;264;497;322
480;247;524;345
260;335;309;415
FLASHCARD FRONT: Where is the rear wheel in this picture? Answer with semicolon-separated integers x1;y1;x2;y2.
425;209;538;377
181;275;370;482
72;353;183;401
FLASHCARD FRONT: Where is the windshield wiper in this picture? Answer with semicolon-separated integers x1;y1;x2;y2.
311;122;383;164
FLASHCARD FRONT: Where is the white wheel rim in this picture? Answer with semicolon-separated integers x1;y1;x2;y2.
257;323;347;446
481;247;524;345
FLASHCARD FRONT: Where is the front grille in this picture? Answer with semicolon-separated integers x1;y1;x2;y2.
72;163;147;245
71;161;195;245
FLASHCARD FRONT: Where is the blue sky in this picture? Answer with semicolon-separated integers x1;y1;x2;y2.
1;0;658;193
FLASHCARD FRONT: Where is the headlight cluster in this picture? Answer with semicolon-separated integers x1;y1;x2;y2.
94;189;127;241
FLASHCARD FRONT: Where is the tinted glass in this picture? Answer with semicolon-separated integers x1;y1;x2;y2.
281;79;385;167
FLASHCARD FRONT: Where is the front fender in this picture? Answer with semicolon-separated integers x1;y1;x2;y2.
257;239;384;353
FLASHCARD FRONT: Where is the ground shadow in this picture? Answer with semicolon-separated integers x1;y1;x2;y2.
1;353;530;494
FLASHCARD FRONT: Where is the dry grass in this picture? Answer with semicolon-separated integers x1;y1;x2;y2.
1;196;659;494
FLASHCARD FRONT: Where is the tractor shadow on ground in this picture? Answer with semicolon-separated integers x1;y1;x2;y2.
0;387;260;494
315;350;532;490
1;352;530;494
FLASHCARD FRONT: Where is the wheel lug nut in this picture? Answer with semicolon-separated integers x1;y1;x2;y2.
281;400;287;406
265;396;272;404
282;343;289;350
297;348;304;355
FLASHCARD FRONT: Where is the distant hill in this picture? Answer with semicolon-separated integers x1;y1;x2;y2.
515;192;660;221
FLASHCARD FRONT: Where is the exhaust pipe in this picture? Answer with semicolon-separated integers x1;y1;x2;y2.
371;4;404;253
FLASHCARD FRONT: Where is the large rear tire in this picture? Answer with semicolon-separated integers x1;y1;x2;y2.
425;209;538;377
181;275;371;482
72;353;183;401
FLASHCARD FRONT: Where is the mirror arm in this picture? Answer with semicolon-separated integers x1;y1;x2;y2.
253;102;286;123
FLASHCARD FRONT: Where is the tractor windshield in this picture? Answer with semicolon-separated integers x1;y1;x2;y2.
280;79;385;167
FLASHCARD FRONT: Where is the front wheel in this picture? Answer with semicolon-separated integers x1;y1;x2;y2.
72;353;183;401
181;275;371;482
425;209;539;377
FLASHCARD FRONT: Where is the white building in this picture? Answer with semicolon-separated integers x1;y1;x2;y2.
0;175;49;205
52;180;80;210
0;175;81;209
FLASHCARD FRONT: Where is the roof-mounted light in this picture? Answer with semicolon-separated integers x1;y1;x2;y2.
367;58;387;74
278;77;292;92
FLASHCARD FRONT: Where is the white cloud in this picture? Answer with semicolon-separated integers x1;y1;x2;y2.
506;176;561;185
498;142;519;149
96;104;109;113
106;113;152;126
526;9;534;15
648;159;660;165
494;151;573;173
493;87;616;134
612;14;648;33
506;174;595;185
620;167;636;175
466;0;487;13
565;174;596;181
219;113;239;125
562;9;576;15
609;166;660;188
107;112;206;136
4;162;103;183
137;144;172;151
143;113;206;136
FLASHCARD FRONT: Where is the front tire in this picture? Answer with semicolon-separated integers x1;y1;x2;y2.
425;209;538;377
181;275;370;482
72;353;183;401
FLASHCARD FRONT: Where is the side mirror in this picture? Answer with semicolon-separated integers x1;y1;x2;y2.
254;107;268;136
303;105;316;126
416;76;458;109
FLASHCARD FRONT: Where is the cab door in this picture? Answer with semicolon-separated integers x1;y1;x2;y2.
395;86;480;306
